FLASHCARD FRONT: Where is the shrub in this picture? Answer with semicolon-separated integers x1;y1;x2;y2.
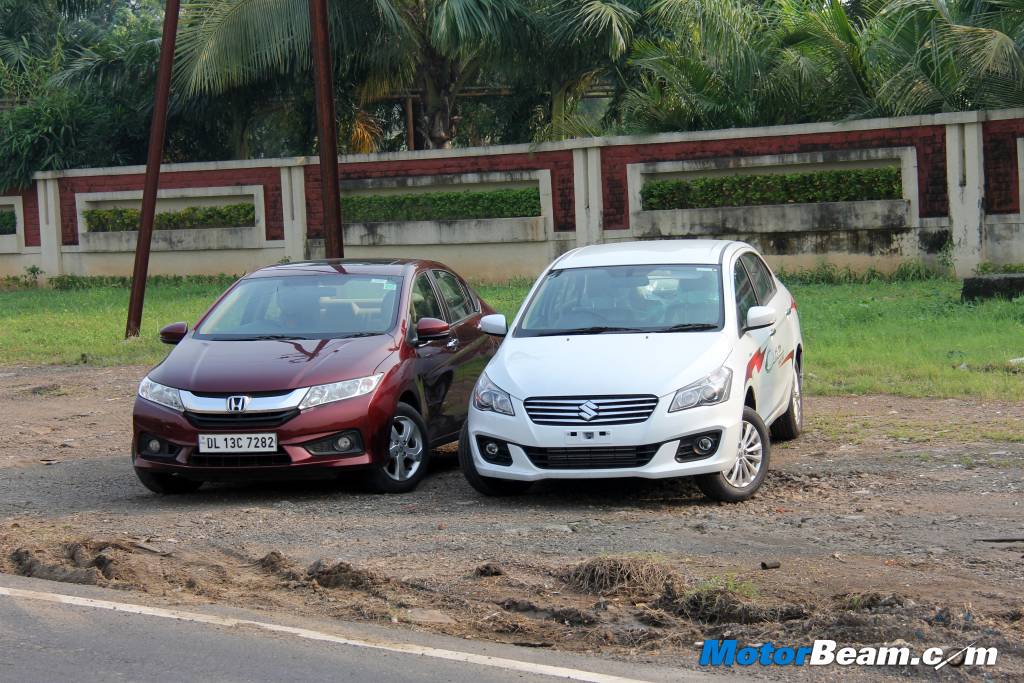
340;188;541;223
0;210;15;235
976;262;1024;275
776;260;947;285
84;203;256;233
641;167;902;211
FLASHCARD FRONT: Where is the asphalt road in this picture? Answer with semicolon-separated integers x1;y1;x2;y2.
0;574;710;683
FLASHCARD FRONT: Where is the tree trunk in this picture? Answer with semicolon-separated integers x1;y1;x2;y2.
415;48;460;149
551;81;570;139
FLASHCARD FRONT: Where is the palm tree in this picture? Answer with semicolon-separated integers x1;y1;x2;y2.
174;0;535;150
622;0;853;133
864;0;1024;114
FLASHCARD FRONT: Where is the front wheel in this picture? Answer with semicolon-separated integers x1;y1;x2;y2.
364;402;431;494
696;407;770;503
457;425;533;497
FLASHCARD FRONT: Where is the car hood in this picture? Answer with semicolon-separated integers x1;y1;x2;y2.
487;332;732;400
149;336;399;393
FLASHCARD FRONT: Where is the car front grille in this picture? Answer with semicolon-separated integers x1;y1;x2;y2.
521;444;660;470
523;395;660;426
184;409;298;430
189;452;292;468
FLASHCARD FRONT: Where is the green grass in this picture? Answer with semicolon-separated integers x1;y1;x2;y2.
792;280;1024;400
0;278;1021;400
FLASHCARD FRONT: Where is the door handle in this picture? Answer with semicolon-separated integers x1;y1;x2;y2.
769;328;777;337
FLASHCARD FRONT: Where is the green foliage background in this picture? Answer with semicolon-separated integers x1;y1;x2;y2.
341;189;541;223
83;204;257;233
642;168;903;210
0;209;15;235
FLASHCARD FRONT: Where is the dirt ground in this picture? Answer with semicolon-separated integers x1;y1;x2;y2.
1;364;1022;680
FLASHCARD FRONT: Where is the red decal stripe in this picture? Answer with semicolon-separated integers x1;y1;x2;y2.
780;350;795;367
745;346;767;382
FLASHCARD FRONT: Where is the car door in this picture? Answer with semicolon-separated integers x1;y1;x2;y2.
408;271;459;443
739;251;791;418
733;255;776;424
431;269;488;436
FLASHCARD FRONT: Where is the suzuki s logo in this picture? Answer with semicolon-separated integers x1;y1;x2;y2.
578;401;598;422
226;395;250;413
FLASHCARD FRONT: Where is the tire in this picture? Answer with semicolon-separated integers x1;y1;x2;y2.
770;360;803;442
364;402;432;494
696;407;770;503
457;424;533;497
134;469;203;495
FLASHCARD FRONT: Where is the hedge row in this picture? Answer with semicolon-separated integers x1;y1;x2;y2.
340;188;541;223
641;167;903;210
48;273;240;290
84;203;256;233
0;210;15;235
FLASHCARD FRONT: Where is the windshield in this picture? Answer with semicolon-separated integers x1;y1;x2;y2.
196;274;402;340
516;264;723;337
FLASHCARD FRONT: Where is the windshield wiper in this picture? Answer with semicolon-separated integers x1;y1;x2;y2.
534;326;645;337
248;334;306;340
654;323;720;333
339;332;381;338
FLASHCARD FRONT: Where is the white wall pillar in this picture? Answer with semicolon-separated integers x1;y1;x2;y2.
945;122;986;276
280;165;307;263
36;178;63;278
572;146;604;249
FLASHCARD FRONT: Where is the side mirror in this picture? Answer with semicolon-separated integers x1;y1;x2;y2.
159;321;189;345
416;317;450;341
479;314;507;336
745;306;776;331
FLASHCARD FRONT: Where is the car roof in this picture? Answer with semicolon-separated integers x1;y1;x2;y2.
553;239;740;269
244;258;448;279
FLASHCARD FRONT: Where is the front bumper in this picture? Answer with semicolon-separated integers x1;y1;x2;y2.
132;392;389;481
467;395;741;481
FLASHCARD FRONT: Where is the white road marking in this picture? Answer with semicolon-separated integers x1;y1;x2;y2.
0;585;652;683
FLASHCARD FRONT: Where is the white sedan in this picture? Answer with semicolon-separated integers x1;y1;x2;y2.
458;239;803;502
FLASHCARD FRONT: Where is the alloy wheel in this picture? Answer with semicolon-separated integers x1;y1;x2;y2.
725;421;763;488
385;415;424;482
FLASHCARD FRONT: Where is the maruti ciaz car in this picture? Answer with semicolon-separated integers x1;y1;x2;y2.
132;259;496;494
459;240;803;502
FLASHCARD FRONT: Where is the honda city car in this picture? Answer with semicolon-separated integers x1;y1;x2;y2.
132;259;496;494
459;240;803;502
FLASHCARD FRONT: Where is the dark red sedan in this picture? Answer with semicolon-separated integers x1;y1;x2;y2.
132;259;497;494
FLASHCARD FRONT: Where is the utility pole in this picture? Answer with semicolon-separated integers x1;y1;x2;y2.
125;0;180;337
309;0;344;258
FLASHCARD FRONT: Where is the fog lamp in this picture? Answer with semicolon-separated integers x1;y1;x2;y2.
695;437;715;454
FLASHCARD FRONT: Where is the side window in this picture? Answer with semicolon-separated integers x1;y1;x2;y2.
740;252;776;303
410;274;443;323
734;262;759;329
433;270;473;322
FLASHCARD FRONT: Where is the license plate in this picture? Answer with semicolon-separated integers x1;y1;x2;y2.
564;429;612;444
198;433;277;453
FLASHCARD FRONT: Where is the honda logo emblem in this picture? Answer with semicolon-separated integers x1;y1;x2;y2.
226;395;250;413
578;401;598;422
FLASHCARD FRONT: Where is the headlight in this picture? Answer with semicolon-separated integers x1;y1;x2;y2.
668;367;733;412
472;373;514;416
138;377;184;412
299;374;383;410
